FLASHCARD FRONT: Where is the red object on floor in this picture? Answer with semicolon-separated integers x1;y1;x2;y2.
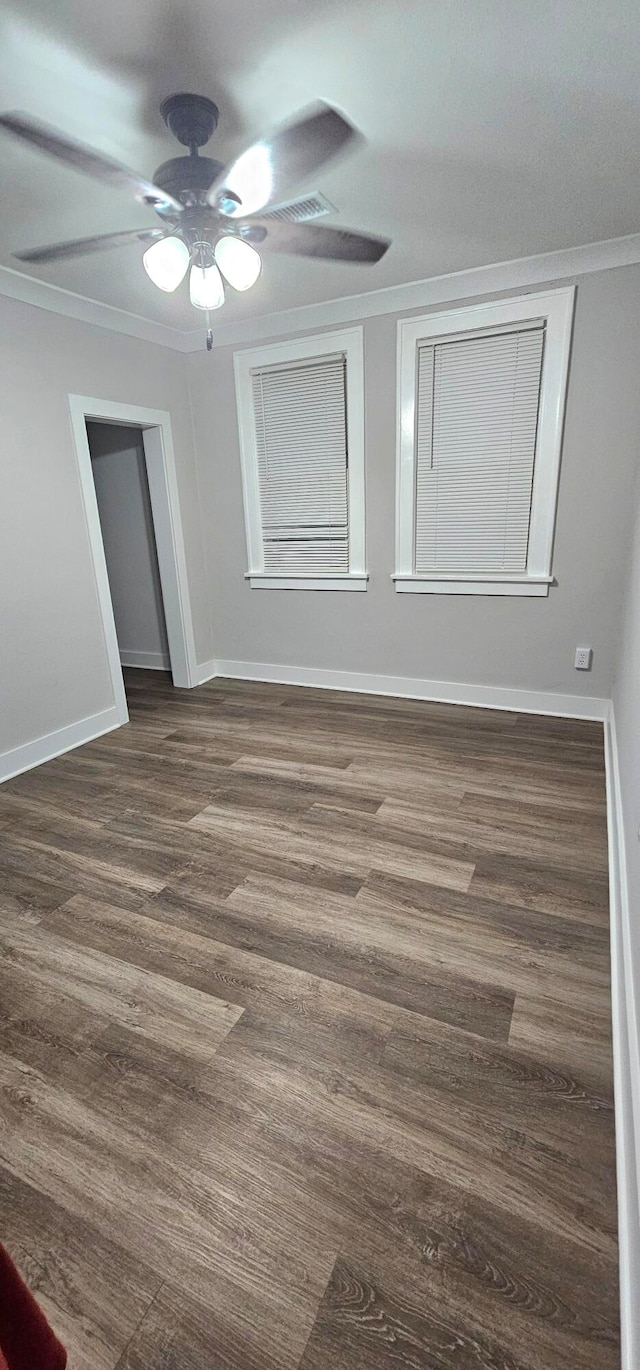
0;1244;67;1369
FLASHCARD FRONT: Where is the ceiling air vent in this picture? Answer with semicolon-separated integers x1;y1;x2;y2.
259;192;336;224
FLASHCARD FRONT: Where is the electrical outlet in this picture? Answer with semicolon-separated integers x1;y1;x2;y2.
574;646;592;671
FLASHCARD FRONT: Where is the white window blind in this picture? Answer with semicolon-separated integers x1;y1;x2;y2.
414;324;545;574
251;353;349;573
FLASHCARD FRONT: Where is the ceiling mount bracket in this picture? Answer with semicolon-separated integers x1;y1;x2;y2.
159;94;219;153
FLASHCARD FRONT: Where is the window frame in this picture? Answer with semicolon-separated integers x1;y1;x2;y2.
234;327;367;591
394;287;575;596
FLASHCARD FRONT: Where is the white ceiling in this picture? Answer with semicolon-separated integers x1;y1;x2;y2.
1;0;640;331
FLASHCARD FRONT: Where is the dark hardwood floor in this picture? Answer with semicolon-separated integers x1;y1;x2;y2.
0;670;617;1369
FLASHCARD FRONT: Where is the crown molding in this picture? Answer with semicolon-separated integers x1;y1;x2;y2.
184;231;640;351
0;261;185;349
1;230;640;353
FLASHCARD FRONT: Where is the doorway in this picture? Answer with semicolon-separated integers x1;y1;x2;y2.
87;421;171;677
69;396;198;725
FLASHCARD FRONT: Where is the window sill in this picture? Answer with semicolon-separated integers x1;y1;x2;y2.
246;573;368;592
392;575;552;597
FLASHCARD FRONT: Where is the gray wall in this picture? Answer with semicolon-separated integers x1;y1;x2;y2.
3;260;640;765
0;293;212;756
87;422;169;669
188;263;640;700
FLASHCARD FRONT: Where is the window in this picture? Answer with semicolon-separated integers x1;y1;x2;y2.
395;288;574;595
234;328;366;590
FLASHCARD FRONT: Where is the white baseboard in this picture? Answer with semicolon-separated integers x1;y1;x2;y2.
197;657;609;720
119;649;171;670
196;658;218;685
604;708;640;1370
0;706;121;785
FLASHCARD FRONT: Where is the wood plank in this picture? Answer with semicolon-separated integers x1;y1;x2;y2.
508;992;614;1088
224;874;515;1037
0;918;243;1062
297;1245;617;1370
42;895;398;1047
189;802;476;890
115;1280;290;1370
382;1012;614;1149
297;1254;534;1370
203;1016;616;1263
0;1166;160;1370
0;1050;337;1368
469;851;610;924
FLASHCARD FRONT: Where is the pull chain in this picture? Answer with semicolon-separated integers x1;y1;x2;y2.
206;308;213;351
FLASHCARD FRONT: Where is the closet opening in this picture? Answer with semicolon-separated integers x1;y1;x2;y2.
69;396;198;725
87;420;171;689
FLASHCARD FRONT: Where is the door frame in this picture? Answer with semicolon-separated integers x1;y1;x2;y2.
69;395;198;724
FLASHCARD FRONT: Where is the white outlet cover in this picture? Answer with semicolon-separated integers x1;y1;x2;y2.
574;646;593;670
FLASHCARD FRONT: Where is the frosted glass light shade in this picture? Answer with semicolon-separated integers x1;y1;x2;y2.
189;262;225;310
222;143;272;216
215;236;262;291
142;236;189;291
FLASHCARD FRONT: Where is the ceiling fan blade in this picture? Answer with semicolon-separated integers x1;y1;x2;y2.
208;103;359;218
14;228;164;265
0;112;183;214
246;219;391;263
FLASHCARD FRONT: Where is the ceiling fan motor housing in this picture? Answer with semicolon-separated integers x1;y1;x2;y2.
152;155;225;211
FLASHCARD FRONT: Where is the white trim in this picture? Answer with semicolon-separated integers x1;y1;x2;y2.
3;231;640;352
140;422;198;687
195;659;608;719
233;327;366;587
392;575;551;596
196;659;218;685
395;288;574;593
69;396;198;717
119;649;171;670
69;400;127;725
604;707;640;1370
0;707;120;785
246;574;368;591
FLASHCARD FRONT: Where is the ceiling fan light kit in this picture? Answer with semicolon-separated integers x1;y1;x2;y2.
214;235;262;291
142;235;189;291
189;259;225;311
0;92;391;349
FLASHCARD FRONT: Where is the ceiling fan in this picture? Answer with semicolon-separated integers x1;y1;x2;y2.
0;94;391;347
